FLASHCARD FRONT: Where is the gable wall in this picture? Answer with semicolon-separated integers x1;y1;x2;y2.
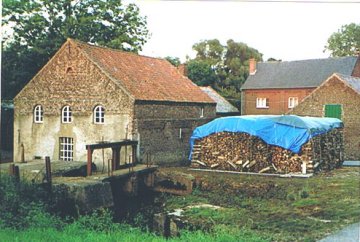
14;41;134;164
290;76;360;160
242;88;314;115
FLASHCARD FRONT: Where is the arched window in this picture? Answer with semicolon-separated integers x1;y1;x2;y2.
34;105;43;123
93;105;105;124
62;106;72;123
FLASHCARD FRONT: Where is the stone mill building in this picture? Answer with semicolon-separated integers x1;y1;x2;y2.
13;39;216;166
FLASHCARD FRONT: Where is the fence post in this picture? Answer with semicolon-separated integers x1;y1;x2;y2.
9;164;20;182
45;156;52;185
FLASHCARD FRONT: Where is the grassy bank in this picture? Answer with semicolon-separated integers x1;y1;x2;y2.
0;167;358;241
161;167;360;241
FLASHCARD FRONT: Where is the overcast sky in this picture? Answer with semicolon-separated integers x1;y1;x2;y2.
125;0;360;62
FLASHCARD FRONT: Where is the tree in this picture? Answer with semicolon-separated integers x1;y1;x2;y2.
164;56;181;67
1;0;149;99
189;39;262;90
187;39;263;111
186;60;218;86
325;23;360;57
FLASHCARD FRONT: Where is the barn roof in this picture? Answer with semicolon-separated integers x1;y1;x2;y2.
335;73;360;94
242;56;358;90
71;39;214;104
199;86;238;113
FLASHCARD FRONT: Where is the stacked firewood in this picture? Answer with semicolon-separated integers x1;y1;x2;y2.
190;128;343;174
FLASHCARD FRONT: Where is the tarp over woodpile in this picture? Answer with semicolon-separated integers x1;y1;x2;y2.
189;115;343;159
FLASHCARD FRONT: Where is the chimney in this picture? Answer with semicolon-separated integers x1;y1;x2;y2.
249;58;257;75
177;64;188;77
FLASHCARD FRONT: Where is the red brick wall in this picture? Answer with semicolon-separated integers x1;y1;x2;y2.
290;76;360;160
242;88;314;115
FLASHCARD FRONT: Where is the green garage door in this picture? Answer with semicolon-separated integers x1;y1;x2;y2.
324;104;342;120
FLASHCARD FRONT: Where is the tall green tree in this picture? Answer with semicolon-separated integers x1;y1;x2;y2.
325;23;360;57
186;60;218;86
187;39;262;111
2;0;149;99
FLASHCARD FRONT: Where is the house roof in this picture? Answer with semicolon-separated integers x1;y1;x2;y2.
242;56;358;90
335;73;360;94
71;39;214;103
199;86;239;113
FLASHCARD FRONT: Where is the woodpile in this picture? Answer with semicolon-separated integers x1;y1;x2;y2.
190;128;343;174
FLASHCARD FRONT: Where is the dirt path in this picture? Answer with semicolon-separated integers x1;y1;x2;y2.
318;222;360;242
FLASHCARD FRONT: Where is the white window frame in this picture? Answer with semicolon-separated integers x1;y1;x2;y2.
200;107;204;118
93;105;105;124
34;105;43;123
62;106;72;123
59;137;73;161
256;98;269;109
288;97;298;109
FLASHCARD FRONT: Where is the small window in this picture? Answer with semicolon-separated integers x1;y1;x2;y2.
256;98;269;108
94;105;105;124
288;97;298;109
200;107;204;118
34;105;43;123
62;106;72;123
59;137;73;161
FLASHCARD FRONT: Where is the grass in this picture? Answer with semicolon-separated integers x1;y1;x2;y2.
0;167;358;241
160;167;360;242
0;224;268;242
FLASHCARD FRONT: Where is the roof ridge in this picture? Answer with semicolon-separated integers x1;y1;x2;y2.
68;38;171;64
261;56;357;65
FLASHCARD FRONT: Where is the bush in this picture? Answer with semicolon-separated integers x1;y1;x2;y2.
0;174;55;229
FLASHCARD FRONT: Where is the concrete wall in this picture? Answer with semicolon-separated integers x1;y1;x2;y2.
290;76;360;160
134;102;216;165
14;40;134;166
242;88;314;115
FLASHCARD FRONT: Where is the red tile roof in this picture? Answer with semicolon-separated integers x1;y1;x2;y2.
71;39;214;103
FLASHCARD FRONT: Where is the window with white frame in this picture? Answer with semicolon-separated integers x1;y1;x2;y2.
34;105;43;123
59;137;73;161
93;105;105;124
62;106;72;123
256;98;269;108
288;97;298;108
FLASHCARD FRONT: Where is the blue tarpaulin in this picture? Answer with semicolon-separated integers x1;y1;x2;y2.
189;115;343;159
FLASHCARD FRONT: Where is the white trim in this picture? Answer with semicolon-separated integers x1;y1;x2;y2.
62;106;72;123
200;107;204;118
256;97;269;108
93;105;105;124
34;105;43;123
59;137;73;161
288;97;298;109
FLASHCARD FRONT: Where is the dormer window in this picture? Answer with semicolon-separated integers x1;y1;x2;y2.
34;105;43;123
62;106;72;123
93;105;105;124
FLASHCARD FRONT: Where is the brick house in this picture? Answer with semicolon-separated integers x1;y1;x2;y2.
241;56;360;115
13;39;216;165
289;73;360;160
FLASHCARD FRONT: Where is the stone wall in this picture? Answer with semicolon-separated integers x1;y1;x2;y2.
14;41;134;164
134;102;216;165
290;76;360;160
